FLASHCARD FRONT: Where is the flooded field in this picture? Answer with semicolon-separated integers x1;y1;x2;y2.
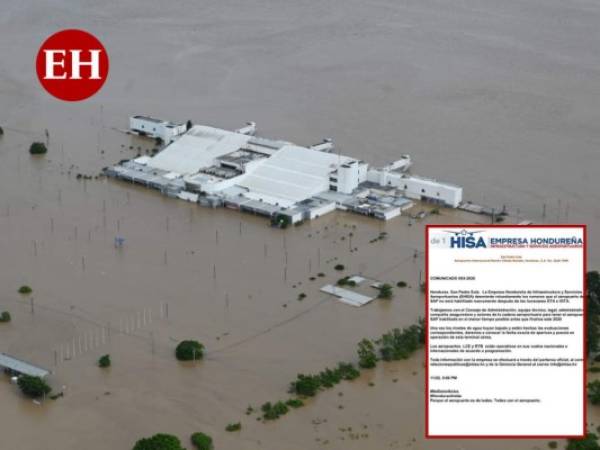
0;0;598;449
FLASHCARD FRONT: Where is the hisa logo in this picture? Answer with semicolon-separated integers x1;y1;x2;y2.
443;229;487;248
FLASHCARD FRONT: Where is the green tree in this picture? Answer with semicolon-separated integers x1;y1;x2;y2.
17;375;51;398
588;271;600;355
286;398;304;408
357;338;377;369
175;340;204;361
589;380;600;404
186;120;193;131
377;283;393;299
334;264;345;271
0;311;11;322
0;126;4;136
291;374;321;397
262;401;289;420
567;433;600;450
133;434;185;450
29;142;47;155
225;422;241;432
98;354;111;368
378;325;423;361
336;362;360;380
190;432;213;450
18;285;32;295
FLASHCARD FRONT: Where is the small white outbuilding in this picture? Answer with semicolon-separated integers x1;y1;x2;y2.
129;116;187;144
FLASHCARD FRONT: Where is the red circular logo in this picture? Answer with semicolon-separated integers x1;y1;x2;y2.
36;29;109;101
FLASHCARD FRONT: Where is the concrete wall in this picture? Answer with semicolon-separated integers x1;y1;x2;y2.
367;169;462;207
308;201;337;219
130;117;186;143
337;161;360;194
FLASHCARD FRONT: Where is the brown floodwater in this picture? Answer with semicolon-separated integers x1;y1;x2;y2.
0;1;598;449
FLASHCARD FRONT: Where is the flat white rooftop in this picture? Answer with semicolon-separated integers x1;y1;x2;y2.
321;284;374;307
148;125;251;175
238;145;354;207
0;353;50;378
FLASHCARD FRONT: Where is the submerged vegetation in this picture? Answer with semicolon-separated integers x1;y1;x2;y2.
18;285;32;295
98;354;111;368
190;432;213;450
175;340;204;361
29;142;47;155
251;320;425;422
337;276;356;287
133;434;185;450
357;339;377;369
377;323;425;361
17;375;51;398
587;271;600;355
566;434;600;450
225;422;241;432
377;283;394;299
261;401;289;420
588;380;600;405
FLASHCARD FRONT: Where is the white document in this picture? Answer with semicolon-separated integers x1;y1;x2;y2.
426;225;585;438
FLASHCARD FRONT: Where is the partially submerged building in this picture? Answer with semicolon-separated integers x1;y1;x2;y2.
106;118;463;224
129;116;187;144
0;353;50;379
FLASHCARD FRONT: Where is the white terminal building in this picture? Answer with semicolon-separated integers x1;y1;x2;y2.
106;117;463;224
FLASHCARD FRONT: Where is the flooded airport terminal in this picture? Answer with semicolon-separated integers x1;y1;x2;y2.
0;1;599;449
